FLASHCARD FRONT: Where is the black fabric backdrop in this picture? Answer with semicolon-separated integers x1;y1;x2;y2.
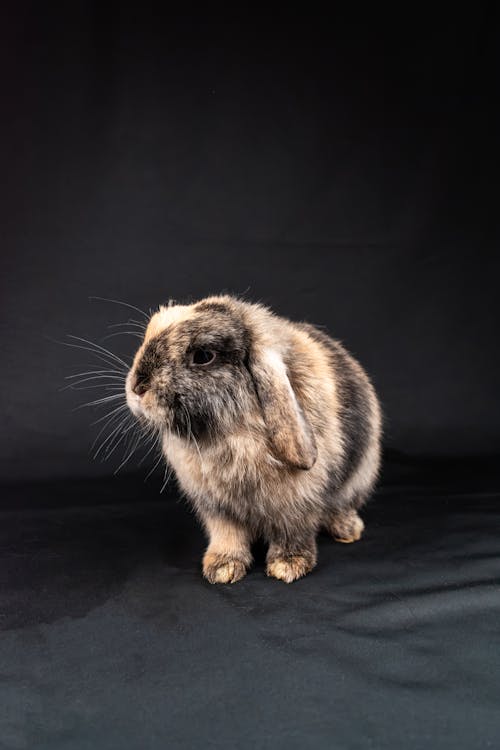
1;5;499;749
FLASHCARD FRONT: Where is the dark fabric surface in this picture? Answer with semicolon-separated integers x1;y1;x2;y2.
1;458;499;750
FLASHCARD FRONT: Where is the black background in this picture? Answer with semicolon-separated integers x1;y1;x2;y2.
1;5;499;749
3;4;500;482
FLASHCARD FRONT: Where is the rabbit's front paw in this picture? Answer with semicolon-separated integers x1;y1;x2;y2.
203;552;248;584
267;555;314;583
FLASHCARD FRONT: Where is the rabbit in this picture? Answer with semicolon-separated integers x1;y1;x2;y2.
125;295;382;584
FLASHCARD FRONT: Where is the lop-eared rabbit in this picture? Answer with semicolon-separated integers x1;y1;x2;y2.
126;296;381;584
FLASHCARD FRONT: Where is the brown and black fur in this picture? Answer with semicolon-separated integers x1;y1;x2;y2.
126;295;382;584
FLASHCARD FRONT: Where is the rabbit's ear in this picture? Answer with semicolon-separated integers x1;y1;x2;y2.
248;346;317;470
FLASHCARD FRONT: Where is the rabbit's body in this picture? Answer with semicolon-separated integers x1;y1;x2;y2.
126;296;381;583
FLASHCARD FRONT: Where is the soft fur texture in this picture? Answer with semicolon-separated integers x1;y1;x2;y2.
126;296;382;583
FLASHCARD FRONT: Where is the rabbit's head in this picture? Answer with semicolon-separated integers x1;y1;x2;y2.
126;296;317;470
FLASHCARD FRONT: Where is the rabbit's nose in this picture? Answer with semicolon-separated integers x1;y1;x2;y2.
132;377;149;396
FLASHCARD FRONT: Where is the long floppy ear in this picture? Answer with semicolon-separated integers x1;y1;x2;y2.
248;346;317;470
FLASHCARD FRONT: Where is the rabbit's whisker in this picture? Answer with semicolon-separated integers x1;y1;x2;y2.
91;403;129;426
74;393;124;410
145;451;164;482
90;406;131;453
101;331;143;342
59;339;129;371
114;428;144;475
108;320;147;331
95;418;135;460
63;381;124;392
67;335;130;370
138;431;160;467
66;369;126;379
89;295;150;321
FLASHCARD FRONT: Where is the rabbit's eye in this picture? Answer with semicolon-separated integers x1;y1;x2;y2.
191;348;216;366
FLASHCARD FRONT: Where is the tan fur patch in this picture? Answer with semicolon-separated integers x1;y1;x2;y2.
144;304;195;343
202;553;248;584
203;517;251;558
267;555;314;583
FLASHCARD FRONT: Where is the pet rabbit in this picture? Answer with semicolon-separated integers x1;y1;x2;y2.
126;296;381;583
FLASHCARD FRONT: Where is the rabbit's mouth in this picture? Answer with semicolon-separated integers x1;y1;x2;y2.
125;369;172;432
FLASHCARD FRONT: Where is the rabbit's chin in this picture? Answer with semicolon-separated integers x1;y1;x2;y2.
133;404;171;435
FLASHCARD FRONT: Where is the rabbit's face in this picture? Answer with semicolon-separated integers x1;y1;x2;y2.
126;301;253;439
